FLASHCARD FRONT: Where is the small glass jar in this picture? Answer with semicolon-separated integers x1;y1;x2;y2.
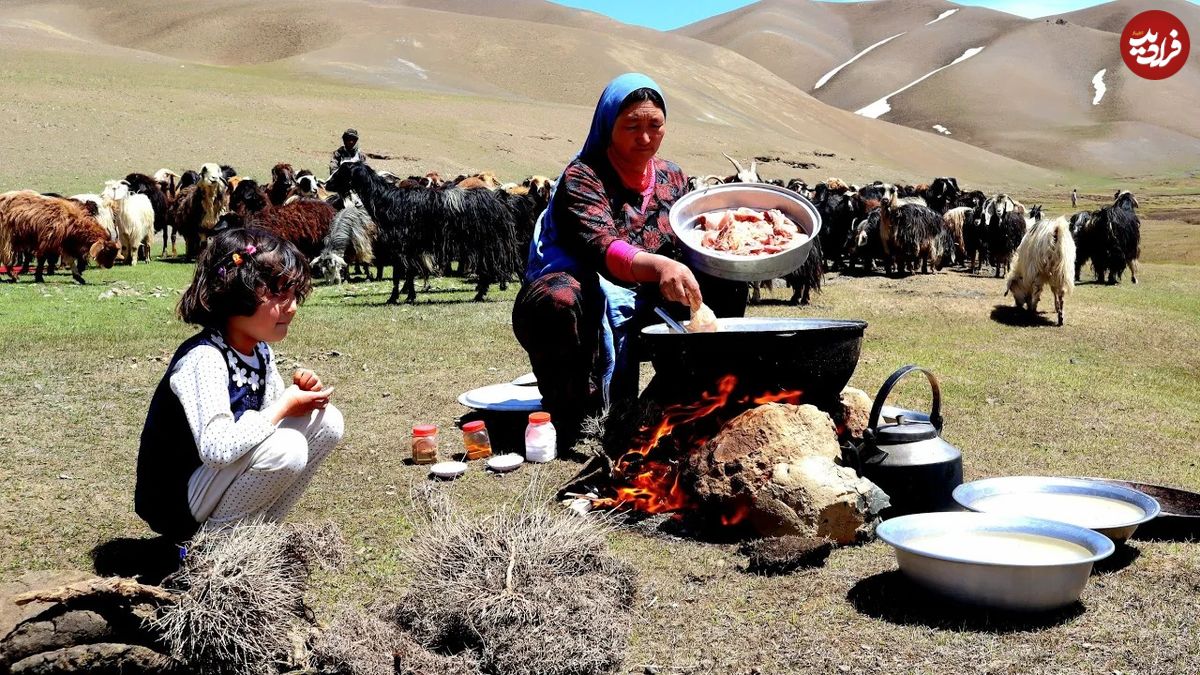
462;420;493;460
411;424;439;465
525;412;557;463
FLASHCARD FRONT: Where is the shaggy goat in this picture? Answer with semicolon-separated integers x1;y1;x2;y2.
879;198;944;274
170;163;228;259
988;209;1026;278
1006;216;1076;325
844;208;884;272
153;168;180;200
312;207;377;283
102;180;156;265
124;173;171;256
326;162;519;303
1078;191;1140;284
267;163;297;206
220;179;334;259
941;206;973;265
924;177;961;214
0;191;120;283
69;194;118;241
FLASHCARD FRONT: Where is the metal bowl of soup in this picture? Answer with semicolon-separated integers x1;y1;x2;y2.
668;183;821;282
877;512;1115;612
953;476;1161;543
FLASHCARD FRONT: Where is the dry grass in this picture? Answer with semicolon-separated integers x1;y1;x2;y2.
150;521;346;675
392;484;637;675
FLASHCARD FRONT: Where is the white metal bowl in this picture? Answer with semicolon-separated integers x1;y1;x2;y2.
877;512;1115;612
953;476;1161;543
668;183;822;282
430;461;468;479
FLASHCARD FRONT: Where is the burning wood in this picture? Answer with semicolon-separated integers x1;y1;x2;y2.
570;371;887;544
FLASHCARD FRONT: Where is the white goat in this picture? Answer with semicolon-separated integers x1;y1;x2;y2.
102;180;155;265
1005;215;1076;326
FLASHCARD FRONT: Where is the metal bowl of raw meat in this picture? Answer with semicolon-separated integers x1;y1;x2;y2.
669;183;822;282
877;512;1115;612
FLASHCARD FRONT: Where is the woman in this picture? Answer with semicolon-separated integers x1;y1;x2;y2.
513;73;747;450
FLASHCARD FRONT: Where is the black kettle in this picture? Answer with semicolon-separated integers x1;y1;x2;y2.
843;365;963;518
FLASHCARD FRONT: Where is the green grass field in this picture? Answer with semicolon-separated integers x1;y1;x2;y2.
2;206;1198;672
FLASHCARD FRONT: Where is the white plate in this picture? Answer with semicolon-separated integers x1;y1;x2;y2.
430;461;468;479
511;372;538;386
486;454;524;473
458;382;543;412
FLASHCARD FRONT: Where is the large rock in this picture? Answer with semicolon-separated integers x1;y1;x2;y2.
835;387;873;441
687;403;888;544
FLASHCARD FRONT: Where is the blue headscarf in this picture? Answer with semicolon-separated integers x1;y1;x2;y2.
524;73;666;407
526;73;665;282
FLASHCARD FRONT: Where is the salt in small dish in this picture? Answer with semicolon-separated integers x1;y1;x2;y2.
430;461;468;479
487;453;524;473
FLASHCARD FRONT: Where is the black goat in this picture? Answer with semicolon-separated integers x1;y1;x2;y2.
988;210;1025;278
124;173;171;256
1079;191;1140;284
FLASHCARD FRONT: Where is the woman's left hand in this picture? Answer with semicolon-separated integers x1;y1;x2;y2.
293;368;324;392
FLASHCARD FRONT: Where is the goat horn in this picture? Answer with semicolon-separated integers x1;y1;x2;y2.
722;152;745;175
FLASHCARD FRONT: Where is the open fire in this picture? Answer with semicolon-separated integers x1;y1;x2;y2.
589;374;807;520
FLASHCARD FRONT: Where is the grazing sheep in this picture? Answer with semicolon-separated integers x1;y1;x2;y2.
494;183;552;280
0;191;120;283
810;183;856;271
1006;216;1076;325
170;163;227;259
312;207;377;283
124;173;171;256
963;203;989;273
1079;191;1141;285
267;163;297;206
220;179;334;259
102;180;156;265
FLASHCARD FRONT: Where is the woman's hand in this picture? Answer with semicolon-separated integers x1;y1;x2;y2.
653;257;702;309
267;384;333;422
293;368;323;392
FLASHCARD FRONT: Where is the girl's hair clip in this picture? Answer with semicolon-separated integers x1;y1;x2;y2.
245;244;257;255
231;253;244;267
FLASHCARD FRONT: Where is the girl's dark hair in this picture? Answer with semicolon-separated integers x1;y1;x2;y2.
178;228;312;329
620;87;665;114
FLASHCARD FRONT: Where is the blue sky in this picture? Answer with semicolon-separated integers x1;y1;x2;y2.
548;1;1123;31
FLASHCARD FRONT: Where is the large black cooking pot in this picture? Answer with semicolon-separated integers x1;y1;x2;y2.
639;318;867;404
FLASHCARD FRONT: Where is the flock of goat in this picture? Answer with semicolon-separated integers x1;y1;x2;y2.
0;155;1142;326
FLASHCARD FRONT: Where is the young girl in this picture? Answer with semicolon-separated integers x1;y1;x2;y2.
136;228;344;540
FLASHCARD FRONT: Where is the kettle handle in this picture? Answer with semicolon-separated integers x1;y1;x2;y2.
866;365;943;435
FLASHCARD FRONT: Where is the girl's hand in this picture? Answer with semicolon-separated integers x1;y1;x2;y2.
654;257;702;310
293;368;323;392
270;384;334;421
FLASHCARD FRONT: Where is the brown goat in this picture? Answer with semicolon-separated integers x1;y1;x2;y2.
0;191;120;283
222;180;334;259
170;165;228;259
267;163;297;206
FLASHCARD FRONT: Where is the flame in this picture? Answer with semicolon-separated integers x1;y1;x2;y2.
750;389;805;405
720;501;752;527
593;375;811;525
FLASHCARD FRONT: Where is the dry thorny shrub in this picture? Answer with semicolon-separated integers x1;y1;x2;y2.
389;482;639;675
150;519;347;675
